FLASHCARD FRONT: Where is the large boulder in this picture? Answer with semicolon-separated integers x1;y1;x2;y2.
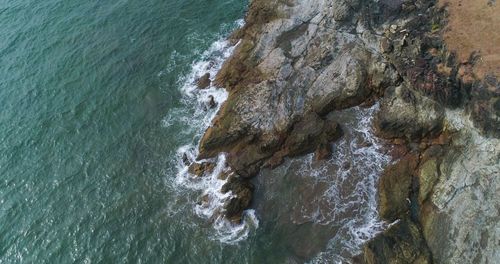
196;73;211;89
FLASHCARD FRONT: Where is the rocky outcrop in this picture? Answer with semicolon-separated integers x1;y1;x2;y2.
360;1;500;263
221;174;254;223
188;162;215;177
192;0;500;261
196;73;211;89
375;84;445;140
420;111;500;263
197;0;405;221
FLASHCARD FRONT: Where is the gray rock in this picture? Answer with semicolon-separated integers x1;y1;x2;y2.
332;0;352;21
306;46;370;115
375;84;445;139
422;110;500;263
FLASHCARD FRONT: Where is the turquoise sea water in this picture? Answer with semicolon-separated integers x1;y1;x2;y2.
1;0;391;263
0;0;248;262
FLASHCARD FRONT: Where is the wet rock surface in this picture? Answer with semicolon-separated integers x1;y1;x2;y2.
197;0;404;224
221;174;254;223
188;162;216;177
196;73;211;89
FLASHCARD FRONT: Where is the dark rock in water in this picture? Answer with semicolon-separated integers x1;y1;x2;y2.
182;153;190;166
207;95;217;109
188;162;216;177
196;194;210;206
196;73;211;89
378;154;417;221
375;85;444;140
363;218;432;264
221;174;254;223
314;142;331;161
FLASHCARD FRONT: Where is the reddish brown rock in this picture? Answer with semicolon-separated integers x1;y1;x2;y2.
188;162;216;177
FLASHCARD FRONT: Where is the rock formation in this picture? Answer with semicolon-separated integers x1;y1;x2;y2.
194;0;500;262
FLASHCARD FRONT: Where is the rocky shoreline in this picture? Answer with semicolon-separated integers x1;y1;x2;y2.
186;0;499;262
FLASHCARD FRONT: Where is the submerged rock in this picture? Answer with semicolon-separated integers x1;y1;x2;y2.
207;95;217;109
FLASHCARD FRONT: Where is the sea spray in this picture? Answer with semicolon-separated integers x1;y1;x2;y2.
166;19;258;244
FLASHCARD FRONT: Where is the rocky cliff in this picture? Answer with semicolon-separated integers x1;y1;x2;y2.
189;0;500;262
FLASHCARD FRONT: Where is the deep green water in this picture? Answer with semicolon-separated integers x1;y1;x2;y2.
0;0;249;262
0;0;391;263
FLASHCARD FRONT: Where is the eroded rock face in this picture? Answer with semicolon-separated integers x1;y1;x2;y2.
375;84;444;140
199;0;400;166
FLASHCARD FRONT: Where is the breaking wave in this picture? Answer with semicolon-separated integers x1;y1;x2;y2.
302;105;392;263
164;19;258;244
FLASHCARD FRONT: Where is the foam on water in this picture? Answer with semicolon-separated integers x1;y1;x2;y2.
300;105;392;263
165;19;258;244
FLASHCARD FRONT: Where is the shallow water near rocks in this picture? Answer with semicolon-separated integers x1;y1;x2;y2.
252;105;391;263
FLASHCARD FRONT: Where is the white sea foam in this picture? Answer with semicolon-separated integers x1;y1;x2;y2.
298;104;392;263
167;19;258;244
